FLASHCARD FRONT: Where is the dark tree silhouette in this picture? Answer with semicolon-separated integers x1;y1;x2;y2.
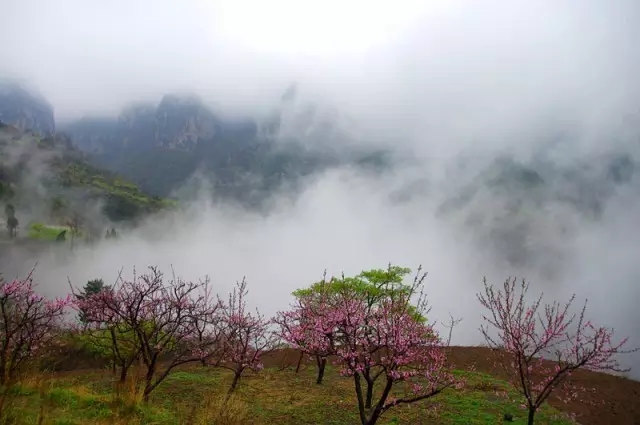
55;230;67;242
6;215;18;238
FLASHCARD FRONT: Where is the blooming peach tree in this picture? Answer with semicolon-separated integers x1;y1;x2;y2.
478;277;635;425
0;273;71;385
216;278;277;396
286;265;460;425
73;267;223;402
275;274;336;384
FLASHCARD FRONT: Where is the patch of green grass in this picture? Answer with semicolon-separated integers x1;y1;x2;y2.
3;366;576;425
26;222;85;241
27;222;72;240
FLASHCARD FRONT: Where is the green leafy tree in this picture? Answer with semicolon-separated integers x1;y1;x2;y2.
293;265;426;323
289;264;429;407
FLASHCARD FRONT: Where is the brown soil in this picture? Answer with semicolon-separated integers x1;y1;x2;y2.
260;346;640;425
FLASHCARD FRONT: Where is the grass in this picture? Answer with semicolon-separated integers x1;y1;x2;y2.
27;222;76;241
0;364;575;425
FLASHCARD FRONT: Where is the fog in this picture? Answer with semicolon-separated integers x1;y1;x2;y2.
2;0;640;376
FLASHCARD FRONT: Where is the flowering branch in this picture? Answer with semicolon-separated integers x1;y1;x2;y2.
477;277;636;425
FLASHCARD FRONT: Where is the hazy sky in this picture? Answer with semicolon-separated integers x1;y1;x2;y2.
2;0;640;376
3;0;639;137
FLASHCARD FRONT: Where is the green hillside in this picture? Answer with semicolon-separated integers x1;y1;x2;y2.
0;122;176;241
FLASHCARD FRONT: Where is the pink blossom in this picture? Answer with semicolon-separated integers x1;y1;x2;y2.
0;274;71;384
278;266;459;425
478;277;635;425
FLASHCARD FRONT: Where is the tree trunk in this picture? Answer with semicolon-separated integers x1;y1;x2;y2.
363;377;394;425
362;365;374;408
143;387;151;403
0;363;6;386
295;351;304;374
365;378;374;409
315;356;327;384
353;373;368;425
527;408;536;425
142;358;157;403
119;363;128;383
228;369;242;396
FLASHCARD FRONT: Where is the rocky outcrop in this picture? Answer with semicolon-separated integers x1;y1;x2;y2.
0;80;55;135
63;94;224;154
153;94;219;149
60;87;393;202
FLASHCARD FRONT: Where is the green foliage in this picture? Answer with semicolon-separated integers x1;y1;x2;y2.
292;265;426;322
293;266;411;299
58;160;176;222
83;279;107;297
75;325;139;361
74;319;179;368
0;125;176;229
27;223;74;241
75;279;110;324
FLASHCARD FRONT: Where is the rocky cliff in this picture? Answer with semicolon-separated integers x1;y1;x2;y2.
60;91;392;202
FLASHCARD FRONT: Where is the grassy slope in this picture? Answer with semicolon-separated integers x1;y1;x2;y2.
0;125;176;238
56;159;177;210
2;365;573;425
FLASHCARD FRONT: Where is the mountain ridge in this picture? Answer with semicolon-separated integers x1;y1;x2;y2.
57;89;394;205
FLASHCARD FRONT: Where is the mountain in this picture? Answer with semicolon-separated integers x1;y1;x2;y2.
431;150;638;277
0;80;55;135
0;122;174;242
60;91;393;207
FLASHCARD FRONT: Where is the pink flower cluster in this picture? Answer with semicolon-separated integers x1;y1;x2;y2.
276;273;458;422
72;268;276;397
0;276;72;384
478;277;634;423
216;278;277;374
